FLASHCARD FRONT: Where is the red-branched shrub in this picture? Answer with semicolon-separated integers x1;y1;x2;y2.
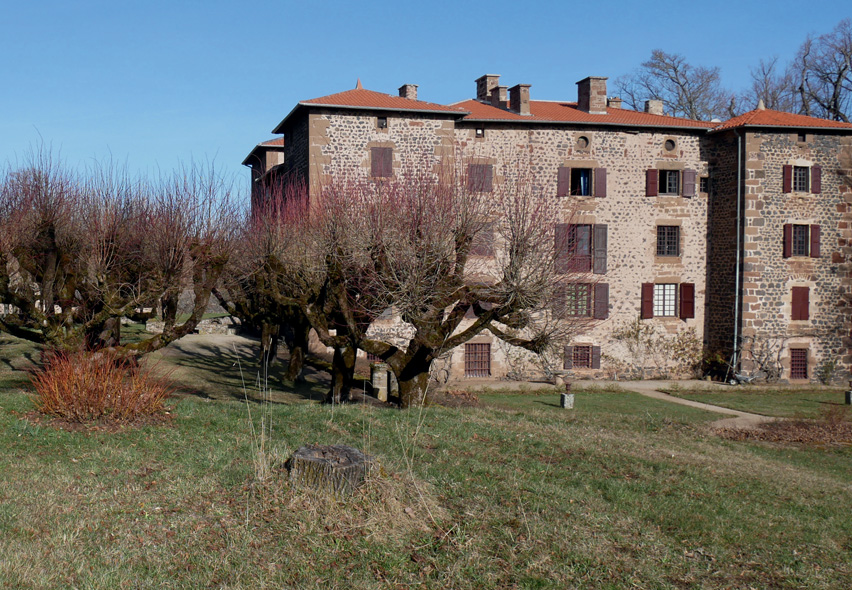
31;350;173;422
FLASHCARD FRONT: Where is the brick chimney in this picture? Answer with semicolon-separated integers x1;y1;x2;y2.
644;99;664;115
490;85;508;109
398;84;418;100
576;76;608;114
476;74;500;102
607;97;622;109
509;84;531;115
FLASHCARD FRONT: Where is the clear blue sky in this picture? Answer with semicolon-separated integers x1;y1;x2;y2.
1;0;848;187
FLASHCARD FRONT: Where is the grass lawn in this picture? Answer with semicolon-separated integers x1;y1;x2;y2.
1;334;851;588
664;385;848;419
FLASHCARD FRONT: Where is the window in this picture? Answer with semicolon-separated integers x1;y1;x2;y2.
464;343;491;377
660;170;680;195
470;222;495;256
557;167;607;198
790;348;808;380
553;283;609;320
576;136;589;149
371;147;393;178
797;132;807;143
565;283;592;317
366;352;381;362
467;164;493;192
641;283;695;319
475;127;485;138
791;286;809;321
664;139;677;152
783;224;820;258
793;166;809;192
700;177;710;194
656;226;680;257
783;165;822;194
563;345;601;369
377;116;388;129
555;224;608;274
646;169;696;197
653;284;677;316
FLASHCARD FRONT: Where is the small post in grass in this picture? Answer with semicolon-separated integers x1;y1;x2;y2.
560;382;574;410
371;362;389;402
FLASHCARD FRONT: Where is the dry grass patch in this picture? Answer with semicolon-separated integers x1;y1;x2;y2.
719;405;852;446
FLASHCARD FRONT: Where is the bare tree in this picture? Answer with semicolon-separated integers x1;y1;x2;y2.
614;49;734;120
792;19;852;121
740;57;800;113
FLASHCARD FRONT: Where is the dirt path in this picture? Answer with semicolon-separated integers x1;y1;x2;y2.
602;380;777;429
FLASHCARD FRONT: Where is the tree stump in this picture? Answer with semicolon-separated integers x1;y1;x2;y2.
285;445;374;496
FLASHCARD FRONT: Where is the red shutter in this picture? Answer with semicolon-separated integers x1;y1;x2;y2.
591;346;601;369
679;283;695;320
382;147;393;177
557;167;570;197
593;224;607;275
563;346;574;370
641;283;654;319
810;224;821;258
555;224;569;274
783;224;792;258
593;168;607;198
682;169;696;198
594;283;609;319
783;165;793;193
811;165;822;194
792;286;810;321
371;147;383;177
483;165;493;192
646;169;658;197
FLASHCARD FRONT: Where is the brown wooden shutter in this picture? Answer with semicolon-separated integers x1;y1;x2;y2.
679;283;695;320
555;224;569;274
811;165;822;193
591;346;601;369
641;283;654;319
792;286;810;321
551;284;566;318
782;165;793;193
593;168;607;198
646;169;658;196
563;346;573;370
371;147;383;177
594;283;609;319
593;224;607;275
483;165;493;192
557;167;570;197
467;164;482;191
682;169;696;198
810;224;821;258
783;223;792;258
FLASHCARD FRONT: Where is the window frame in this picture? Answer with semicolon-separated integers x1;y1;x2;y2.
653;284;678;317
793;166;810;192
565;283;592;317
790;348;808;380
659;170;680;196
464;343;491;378
656;225;680;257
572;345;592;368
467;163;494;193
370;147;393;178
377;116;388;129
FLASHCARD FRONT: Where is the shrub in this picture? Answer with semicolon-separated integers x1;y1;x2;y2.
31;350;173;422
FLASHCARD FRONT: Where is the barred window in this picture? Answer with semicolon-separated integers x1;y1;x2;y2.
566;283;592;317
790;348;808;380
793;166;809;192
573;345;592;368
657;226;680;257
792;225;810;257
464;343;491;377
653;284;677;317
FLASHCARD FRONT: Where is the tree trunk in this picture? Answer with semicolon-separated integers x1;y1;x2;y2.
397;362;431;408
326;344;356;404
283;314;311;382
86;316;122;350
260;322;280;368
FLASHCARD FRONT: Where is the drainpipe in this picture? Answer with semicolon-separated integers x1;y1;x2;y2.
732;129;743;372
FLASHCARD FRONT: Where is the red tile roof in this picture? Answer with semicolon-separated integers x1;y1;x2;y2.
258;137;285;147
711;108;852;132
455;99;715;129
300;88;468;115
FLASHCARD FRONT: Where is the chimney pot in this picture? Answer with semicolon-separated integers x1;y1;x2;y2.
509;84;531;115
576;76;608;114
607;97;622;109
398;84;418;100
644;99;664;115
475;74;500;102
